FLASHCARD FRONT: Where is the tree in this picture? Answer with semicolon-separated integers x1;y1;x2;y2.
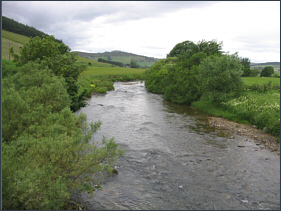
167;39;223;60
167;40;199;59
2;60;124;210
260;66;274;77
11;36;87;112
240;57;251;77
130;59;139;68
240;57;251;70
250;68;261;77
145;57;178;94
198;53;245;103
146;40;224;105
242;68;252;77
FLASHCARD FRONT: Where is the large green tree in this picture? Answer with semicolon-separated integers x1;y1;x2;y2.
240;57;252;77
2;60;124;209
198;53;244;103
145;57;178;94
162;40;223;104
260;66;274;77
11;36;87;112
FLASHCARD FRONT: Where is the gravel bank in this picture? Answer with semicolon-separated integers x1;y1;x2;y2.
208;116;280;155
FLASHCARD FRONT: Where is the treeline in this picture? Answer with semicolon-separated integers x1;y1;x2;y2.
145;39;280;136
2;16;63;43
145;40;244;104
2;36;123;210
98;58;123;67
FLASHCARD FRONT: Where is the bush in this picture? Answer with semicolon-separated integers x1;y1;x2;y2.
260;66;274;77
11;36;87;112
145;57;178;94
2;61;124;210
198;53;245;103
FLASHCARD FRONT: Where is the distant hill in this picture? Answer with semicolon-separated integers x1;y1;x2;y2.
2;16;63;43
74;50;160;68
250;62;280;72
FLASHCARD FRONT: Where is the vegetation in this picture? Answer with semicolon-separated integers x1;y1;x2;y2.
78;65;145;96
2;30;30;60
98;58;124;67
221;91;280;136
145;40;229;104
2;39;124;209
260;66;275;77
198;53;244;103
243;77;280;86
145;39;280;137
11;36;87;112
75;50;160;68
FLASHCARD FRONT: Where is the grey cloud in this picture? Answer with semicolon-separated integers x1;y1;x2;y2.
2;1;217;29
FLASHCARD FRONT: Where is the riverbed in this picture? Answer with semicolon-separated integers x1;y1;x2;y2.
77;81;280;210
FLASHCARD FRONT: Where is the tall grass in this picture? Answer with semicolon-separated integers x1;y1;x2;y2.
221;91;280;137
192;89;280;137
78;64;146;95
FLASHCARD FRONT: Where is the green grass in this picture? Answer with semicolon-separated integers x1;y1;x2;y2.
78;60;146;95
2;30;31;60
2;30;30;44
192;89;280;137
2;38;23;60
221;91;280;137
80;65;146;77
243;77;280;86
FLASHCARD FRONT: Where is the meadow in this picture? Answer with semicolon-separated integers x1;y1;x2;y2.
192;78;280;137
2;30;31;59
76;55;146;95
243;77;280;86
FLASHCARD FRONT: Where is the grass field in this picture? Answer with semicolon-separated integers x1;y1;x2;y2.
2;30;30;44
80;66;146;77
243;77;280;86
2;37;23;60
192;76;280;137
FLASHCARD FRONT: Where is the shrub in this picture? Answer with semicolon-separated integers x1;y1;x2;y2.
2;61;124;210
260;66;274;77
198;53;245;103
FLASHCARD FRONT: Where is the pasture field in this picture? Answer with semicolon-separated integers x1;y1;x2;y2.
2;30;30;44
80;65;146;77
221;91;280;137
243;77;280;86
2;37;24;60
192;76;280;137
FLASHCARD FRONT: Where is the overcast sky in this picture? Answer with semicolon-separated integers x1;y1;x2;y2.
2;1;280;63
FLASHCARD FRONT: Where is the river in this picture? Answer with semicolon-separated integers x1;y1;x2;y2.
77;81;280;210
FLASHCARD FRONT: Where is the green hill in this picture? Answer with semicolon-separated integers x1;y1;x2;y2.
250;62;280;72
2;30;30;60
2;16;63;43
74;50;160;68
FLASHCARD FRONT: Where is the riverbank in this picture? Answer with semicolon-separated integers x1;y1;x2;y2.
208;116;280;155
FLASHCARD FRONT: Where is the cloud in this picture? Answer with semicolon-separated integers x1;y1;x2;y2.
2;1;280;62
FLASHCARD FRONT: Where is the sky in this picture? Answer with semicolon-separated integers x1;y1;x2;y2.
2;1;280;63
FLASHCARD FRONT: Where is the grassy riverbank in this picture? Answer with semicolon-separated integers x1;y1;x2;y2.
77;56;146;96
192;78;280;138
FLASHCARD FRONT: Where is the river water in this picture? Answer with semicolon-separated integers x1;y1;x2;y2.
77;81;280;210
